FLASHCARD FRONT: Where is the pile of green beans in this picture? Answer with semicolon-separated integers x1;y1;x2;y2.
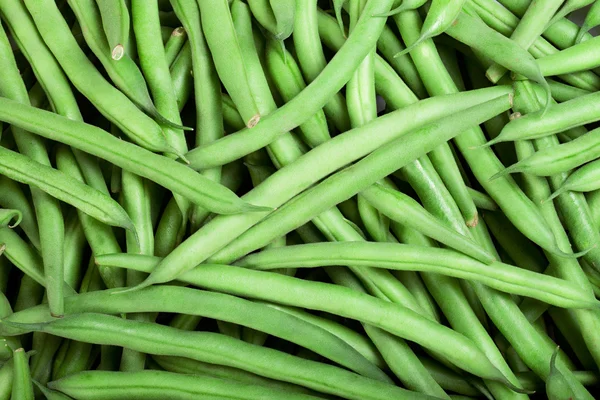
2;0;600;399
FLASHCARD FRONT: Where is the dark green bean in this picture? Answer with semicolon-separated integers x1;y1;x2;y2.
11;348;33;400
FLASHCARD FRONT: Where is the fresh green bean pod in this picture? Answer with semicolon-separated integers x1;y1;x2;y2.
576;0;600;42
361;184;495;263
538;36;600;76
485;0;564;83
395;10;564;257
0;177;39;250
207;95;512;266
376;0;427;16
49;370;324;400
22;0;176;153
163;26;186;65
293;0;351;131
94;256;526;388
32;381;72;400
237;241;595;308
548;159;600;200
0;210;21;229
185;0;395;169
133;85;513;288
0;359;12;400
496;126;600;178
547;0;595;28
197;0;259;128
152;356;319;396
4;313;436;400
0;146;134;232
96;0;129;59
548;79;591;102
7;287;389;382
0;98;266;215
11;349;33;400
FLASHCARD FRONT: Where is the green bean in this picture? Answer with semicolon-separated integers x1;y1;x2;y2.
0;98;266;215
30;334;62;390
52;339;96;381
0;228;49;291
576;0;600;42
0;210;21;229
547;159;600;200
482;212;546;273
97;255;526;386
468;188;498;211
185;0;395;169
394;10;566;256
538;36;600;77
62;209;87;289
0;360;12;400
206;95;512;267
3;313;436;400
11;349;33;400
361;184;495;263
236;241;594;308
265;39;331;149
49;370;325;400
152;356;319;396
7;286;389;382
163;26;186;66
133;86;513;288
420;358;481;397
293;0;350;132
55;145;125;289
96;0;129;59
376;0;427;16
32;381;72;400
0;177;39;250
376;23;428;99
485;0;564;83
0;18;65;318
0;146;134;232
545;347;577;399
548;79;591;102
13;275;44;317
67;0;186;132
21;0;179;153
197;0;259;128
495;126;600;178
547;0;595;29
445;9;550;108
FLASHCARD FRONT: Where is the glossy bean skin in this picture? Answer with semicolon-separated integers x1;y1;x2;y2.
293;0;350;131
547;0;595;28
538;36;600;76
96;255;521;385
207;95;512;266
0;98;264;215
0;227;47;287
49;370;324;400
548;159;600;199
197;0;259;128
2;313;436;400
133;86;513;288
96;0;129;59
6;286;389;383
184;0;395;169
395;10;563;256
236;241;595;308
548;79;591;102
0;146;134;232
22;0;172;153
0;210;21;229
163;27;186;65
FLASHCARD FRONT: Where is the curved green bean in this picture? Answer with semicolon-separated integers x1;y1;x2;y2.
0;210;21;229
97;254;525;386
184;0;395;169
546;347;577;399
547;159;600;200
6;286;389;382
375;0;427;17
49;370;323;400
0;146;134;231
0;98;267;215
0;177;39;250
236;242;596;308
576;0;600;42
4;313;436;400
546;0;595;29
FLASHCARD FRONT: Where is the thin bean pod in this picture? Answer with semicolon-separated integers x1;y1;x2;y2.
576;0;600;42
0;98;266;215
3;313;437;400
49;370;323;400
537;36;600;76
163;26;186;65
236;242;595;308
96;254;527;386
96;0;129;59
547;159;600;200
0;210;21;229
11;348;33;400
5;286;389;382
546;0;595;29
184;0;395;169
0;177;39;250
